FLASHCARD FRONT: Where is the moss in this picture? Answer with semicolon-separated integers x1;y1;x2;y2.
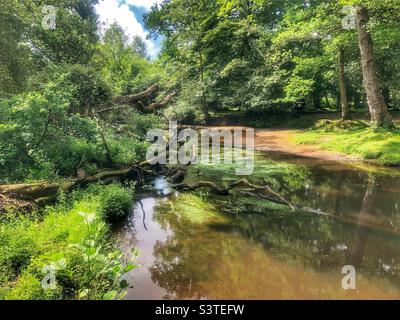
294;125;400;166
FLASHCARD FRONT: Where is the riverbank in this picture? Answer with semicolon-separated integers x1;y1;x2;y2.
205;112;400;167
0;183;136;300
204;126;360;163
293;127;400;166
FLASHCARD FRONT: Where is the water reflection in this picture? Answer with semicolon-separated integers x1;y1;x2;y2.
346;178;377;269
115;153;400;299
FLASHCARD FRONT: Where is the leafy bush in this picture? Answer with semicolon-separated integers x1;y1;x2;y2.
0;220;39;284
0;83;156;183
4;274;55;300
130;112;163;139
0;72;113;182
109;138;148;165
98;184;134;222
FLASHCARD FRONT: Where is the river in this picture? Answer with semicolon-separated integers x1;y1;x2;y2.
114;151;400;299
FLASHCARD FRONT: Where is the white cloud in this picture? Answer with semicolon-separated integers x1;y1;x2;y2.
95;0;159;58
125;0;159;10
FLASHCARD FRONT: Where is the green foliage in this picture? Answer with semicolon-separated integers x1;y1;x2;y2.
0;1;34;97
51;65;112;115
4;274;55;300
164;81;206;124
92;23;164;95
0;63;152;182
0;0;100;98
0;219;38;284
284;76;315;104
97;184;134;222
0;84;100;181
32;0;99;65
123;112;163;140
109;137;148;165
0;186;138;300
146;0;400;118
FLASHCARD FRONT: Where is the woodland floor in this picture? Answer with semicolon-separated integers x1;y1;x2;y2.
205;126;360;163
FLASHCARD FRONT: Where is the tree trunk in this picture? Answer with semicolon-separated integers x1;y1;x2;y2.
336;91;341;111
339;49;351;120
199;50;210;120
355;6;392;127
313;90;322;110
324;91;331;109
382;86;391;108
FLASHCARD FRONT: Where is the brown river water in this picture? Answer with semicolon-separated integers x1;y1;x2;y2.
114;152;400;300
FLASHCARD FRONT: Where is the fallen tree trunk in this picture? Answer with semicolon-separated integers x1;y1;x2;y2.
112;84;159;105
171;179;396;232
0;182;62;201
99;91;177;114
0;166;144;202
239;191;327;216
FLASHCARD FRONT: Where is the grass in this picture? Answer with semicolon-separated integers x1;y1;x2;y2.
0;183;137;300
294;121;400;166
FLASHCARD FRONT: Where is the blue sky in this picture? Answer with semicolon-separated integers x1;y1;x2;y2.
95;0;162;58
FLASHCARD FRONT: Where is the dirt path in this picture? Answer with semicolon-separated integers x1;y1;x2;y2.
252;128;360;162
204;126;360;163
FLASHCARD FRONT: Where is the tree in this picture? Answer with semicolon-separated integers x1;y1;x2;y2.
32;0;100;65
146;0;220;117
0;0;36;97
92;23;160;95
354;5;392;127
0;0;100;98
146;0;292;114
